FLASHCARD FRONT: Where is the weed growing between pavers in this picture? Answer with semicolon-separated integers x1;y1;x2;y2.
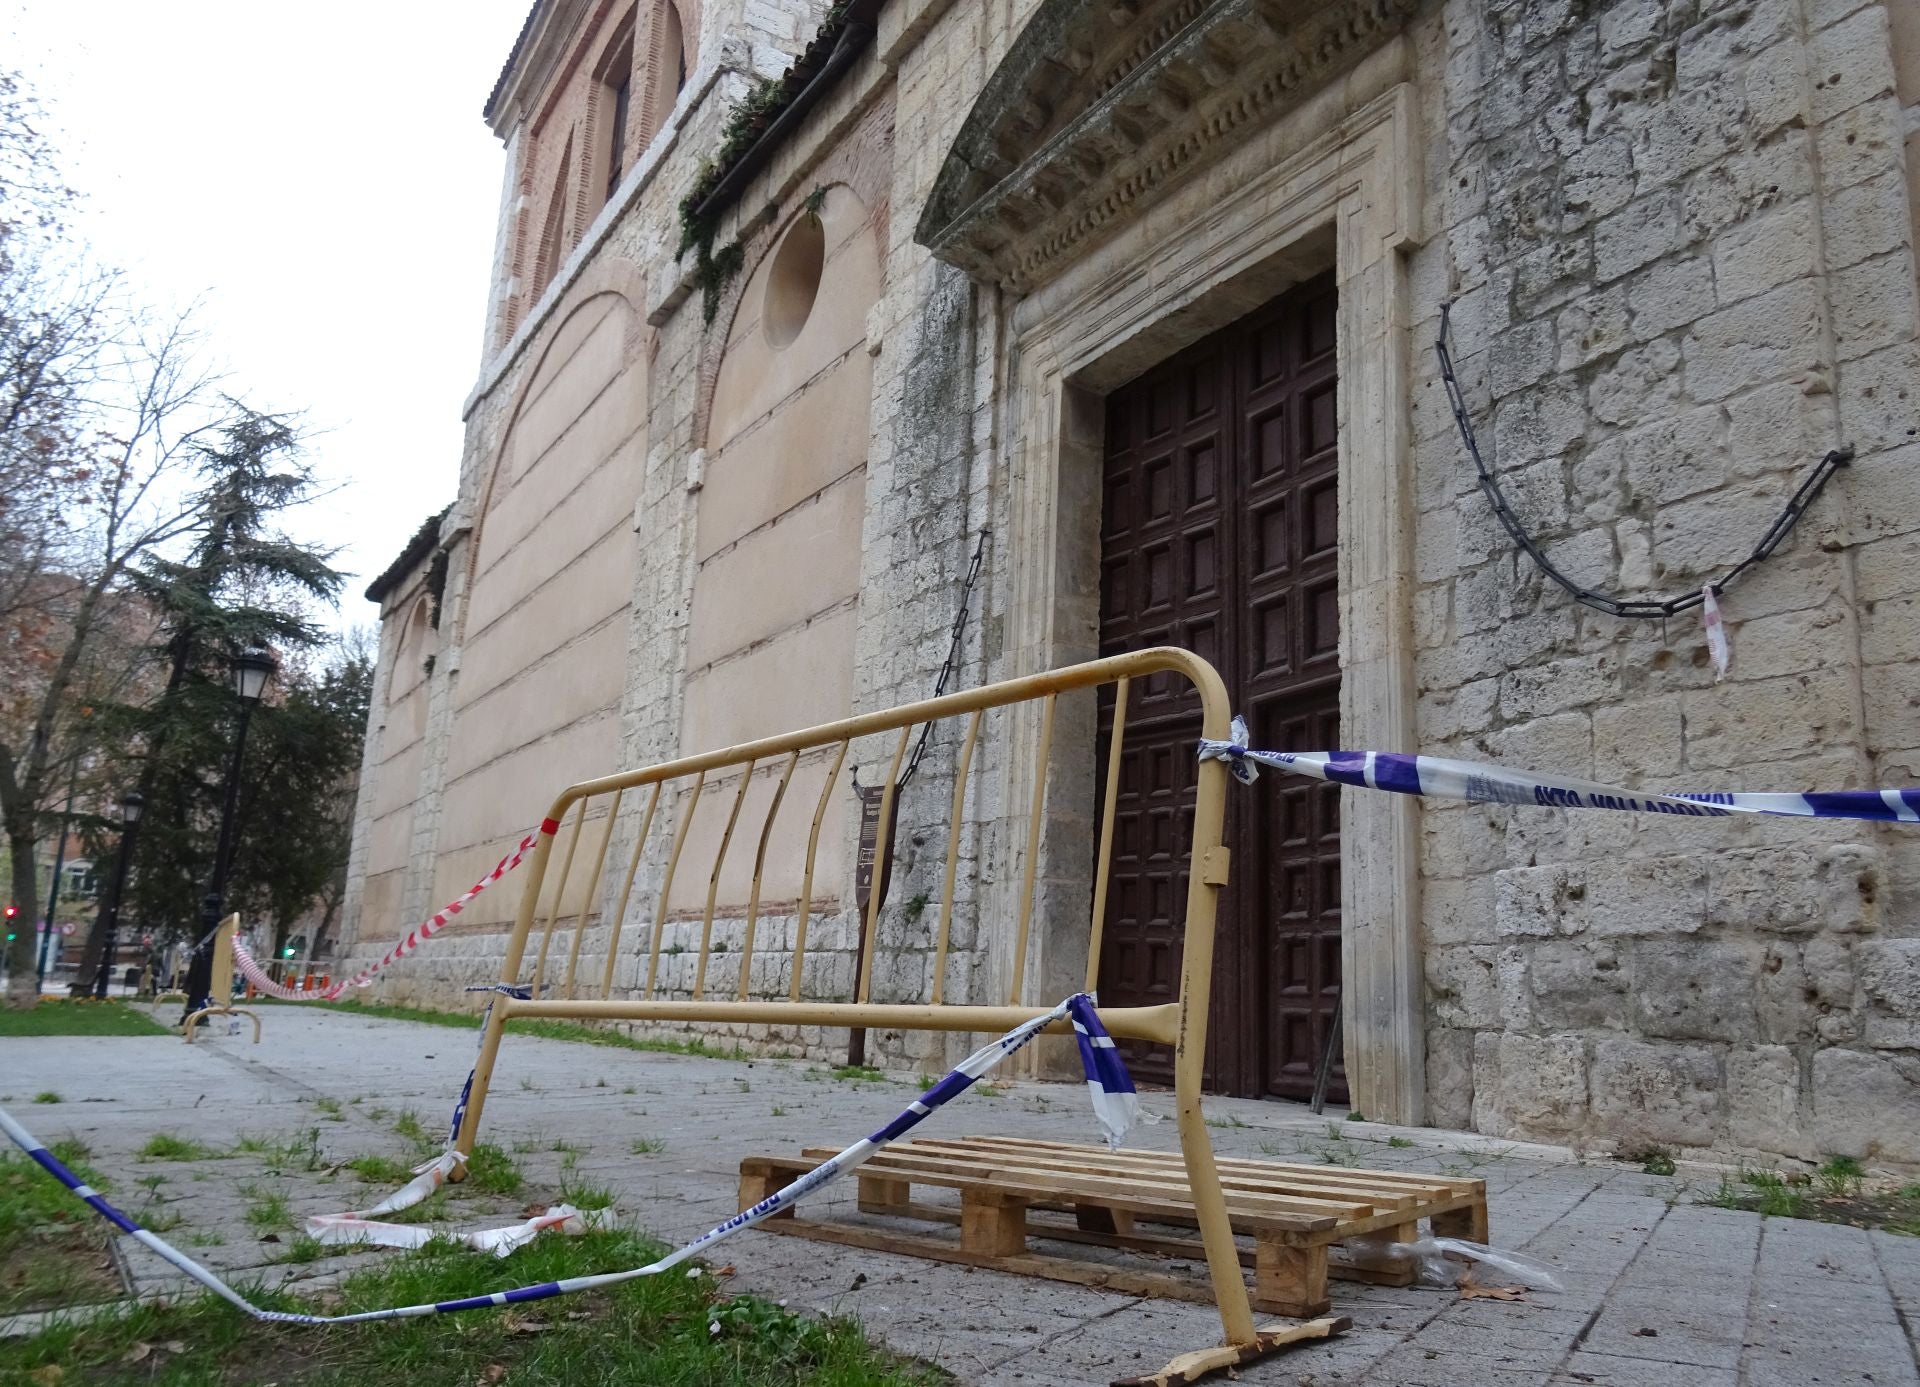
0;999;170;1037
1;1144;122;1315
139;1133;230;1162
1700;1158;1920;1235
0;1230;946;1387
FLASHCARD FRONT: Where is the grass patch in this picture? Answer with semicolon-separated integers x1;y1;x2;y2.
831;1065;885;1083
314;1096;345;1121
631;1138;667;1156
1;1145;122;1315
267;997;753;1060
32;1091;61;1104
1701;1161;1920;1235
1621;1145;1677;1177
0;999;170;1037
0;1228;942;1385
273;1233;331;1264
1387;1135;1415;1149
240;1182;293;1234
139;1133;228;1162
344;1153;414;1185
392;1108;431;1147
466;1143;524;1197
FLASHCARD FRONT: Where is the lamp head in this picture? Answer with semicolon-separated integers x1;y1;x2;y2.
230;645;277;703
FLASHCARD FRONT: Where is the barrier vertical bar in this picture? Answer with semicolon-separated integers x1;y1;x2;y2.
598;781;661;999
1085;677;1129;992
855;728;912;1005
1009;693;1056;1004
563;788;622;999
740;751;798;1001
529;801;587;998
792;741;848;1002
645;772;704;999
930;709;982;1005
694;761;755;999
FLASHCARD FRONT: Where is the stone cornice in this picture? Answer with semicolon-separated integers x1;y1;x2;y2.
915;0;1419;294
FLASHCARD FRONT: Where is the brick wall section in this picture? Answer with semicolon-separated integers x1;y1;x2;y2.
340;0;1920;1157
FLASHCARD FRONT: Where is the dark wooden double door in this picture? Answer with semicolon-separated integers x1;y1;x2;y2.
1093;274;1344;1102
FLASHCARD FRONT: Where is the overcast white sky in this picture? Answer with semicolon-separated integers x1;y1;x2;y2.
5;0;533;629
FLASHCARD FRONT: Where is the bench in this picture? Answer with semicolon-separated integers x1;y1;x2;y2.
446;647;1468;1383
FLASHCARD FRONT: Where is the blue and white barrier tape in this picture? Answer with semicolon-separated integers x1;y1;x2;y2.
1198;717;1920;823
0;992;1132;1325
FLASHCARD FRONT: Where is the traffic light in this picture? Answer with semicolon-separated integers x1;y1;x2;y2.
282;946;296;958
4;904;15;941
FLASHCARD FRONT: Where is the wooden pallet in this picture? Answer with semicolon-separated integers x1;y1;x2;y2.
738;1134;1487;1317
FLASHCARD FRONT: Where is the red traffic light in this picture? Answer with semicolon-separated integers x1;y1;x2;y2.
3;905;15;919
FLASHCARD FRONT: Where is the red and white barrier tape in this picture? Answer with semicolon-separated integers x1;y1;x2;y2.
232;821;557;1002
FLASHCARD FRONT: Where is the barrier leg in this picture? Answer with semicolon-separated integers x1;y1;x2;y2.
448;997;512;1181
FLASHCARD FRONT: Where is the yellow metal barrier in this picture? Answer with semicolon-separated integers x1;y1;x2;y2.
181;914;261;1044
450;648;1259;1351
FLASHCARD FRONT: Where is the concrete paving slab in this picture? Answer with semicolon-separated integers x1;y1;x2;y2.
3;1003;1919;1386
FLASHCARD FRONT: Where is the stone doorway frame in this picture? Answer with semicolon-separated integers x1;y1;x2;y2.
997;78;1426;1124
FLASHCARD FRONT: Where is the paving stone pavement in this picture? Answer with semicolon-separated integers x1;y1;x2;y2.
4;1005;1918;1385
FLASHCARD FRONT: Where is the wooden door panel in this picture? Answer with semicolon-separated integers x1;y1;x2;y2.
1097;272;1342;1101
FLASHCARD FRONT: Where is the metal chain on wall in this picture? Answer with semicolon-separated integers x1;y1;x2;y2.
1436;301;1853;620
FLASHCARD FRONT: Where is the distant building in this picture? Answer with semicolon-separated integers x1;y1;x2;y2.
342;0;1920;1162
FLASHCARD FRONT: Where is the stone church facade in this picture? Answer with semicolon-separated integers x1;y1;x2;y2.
340;0;1920;1164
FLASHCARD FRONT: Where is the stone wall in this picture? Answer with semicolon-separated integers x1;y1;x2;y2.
339;0;1920;1159
1407;0;1920;1163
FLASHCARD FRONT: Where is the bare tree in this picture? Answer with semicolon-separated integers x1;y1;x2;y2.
0;308;243;1005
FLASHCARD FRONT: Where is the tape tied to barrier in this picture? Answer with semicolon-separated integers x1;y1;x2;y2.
229;824;553;1003
1198;717;1920;824
0;991;1135;1325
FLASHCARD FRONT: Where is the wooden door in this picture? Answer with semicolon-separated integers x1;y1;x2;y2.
1094;274;1342;1101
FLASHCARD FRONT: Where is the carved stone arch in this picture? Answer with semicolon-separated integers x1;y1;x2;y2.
460;255;650;648
914;0;1418;292
688;98;893;449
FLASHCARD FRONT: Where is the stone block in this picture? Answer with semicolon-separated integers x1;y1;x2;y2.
1862;592;1920;668
1725;1044;1811;1158
1528;938;1630;1029
1626;255;1716;339
1426;945;1501;1027
1743;40;1808;135
1810;1048;1920;1161
1682;280;1825;403
1480;707;1594;773
1629;937;1759;1041
1858;938;1920;1018
1594;194;1680;283
1816;98;1904;194
1863;663;1920;748
1490;318;1558;398
1495;862;1586;938
1712;203;1818;306
1821;170;1912;270
1426;1027;1476;1130
1680;134;1815;244
1622;404;1729;505
1590;337;1683;426
1836;252;1919;361
1492;377;1587;468
1593;695;1684;779
1583;853;1708;937
1500;651;1621;721
1809;5;1896;123
1724;602;1855;682
1497;1032;1589;1133
1679;669;1859;767
1707;845;1884;935
1836;343;1920;451
1589;1037;1722;1147
1844;441;1920;546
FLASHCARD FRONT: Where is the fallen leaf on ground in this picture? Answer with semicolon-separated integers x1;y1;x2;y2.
1457;1282;1527;1301
478;1364;508;1384
502;1314;549;1335
122;1344;153;1364
29;1366;63;1384
715;1263;735;1277
163;1342;186;1354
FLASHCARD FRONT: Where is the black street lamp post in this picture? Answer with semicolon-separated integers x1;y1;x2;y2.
179;646;276;1027
90;791;146;1000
